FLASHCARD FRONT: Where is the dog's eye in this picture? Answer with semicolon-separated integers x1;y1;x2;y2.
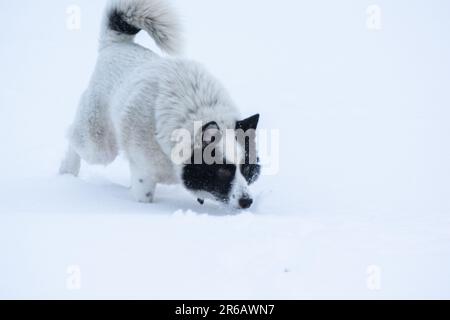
217;168;232;179
216;165;236;181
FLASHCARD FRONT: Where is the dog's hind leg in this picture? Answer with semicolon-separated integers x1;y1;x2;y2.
68;91;119;166
59;145;81;176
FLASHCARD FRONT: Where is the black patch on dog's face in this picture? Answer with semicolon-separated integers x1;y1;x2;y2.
109;10;141;35
182;161;237;203
182;122;237;202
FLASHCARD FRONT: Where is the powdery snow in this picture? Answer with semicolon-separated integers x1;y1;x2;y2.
0;0;450;299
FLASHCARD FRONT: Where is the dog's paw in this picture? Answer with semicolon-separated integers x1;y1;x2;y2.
59;161;80;177
132;188;155;203
59;149;81;177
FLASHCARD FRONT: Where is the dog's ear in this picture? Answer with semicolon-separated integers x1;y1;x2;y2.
236;114;260;131
202;121;221;147
236;115;260;166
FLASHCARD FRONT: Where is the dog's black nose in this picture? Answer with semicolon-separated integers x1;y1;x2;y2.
239;198;253;209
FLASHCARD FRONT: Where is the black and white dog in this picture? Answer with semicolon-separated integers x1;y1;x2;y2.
60;0;261;209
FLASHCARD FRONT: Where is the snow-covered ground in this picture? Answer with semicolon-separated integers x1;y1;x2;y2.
1;0;450;299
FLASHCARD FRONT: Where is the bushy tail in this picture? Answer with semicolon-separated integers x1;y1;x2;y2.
101;0;182;54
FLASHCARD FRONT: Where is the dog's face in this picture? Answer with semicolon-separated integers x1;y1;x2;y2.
182;115;261;209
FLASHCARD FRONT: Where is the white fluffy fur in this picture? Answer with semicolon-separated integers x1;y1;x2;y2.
60;0;251;207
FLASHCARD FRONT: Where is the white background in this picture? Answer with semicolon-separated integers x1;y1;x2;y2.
0;0;449;299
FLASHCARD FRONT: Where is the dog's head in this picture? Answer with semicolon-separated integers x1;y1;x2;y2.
182;114;261;209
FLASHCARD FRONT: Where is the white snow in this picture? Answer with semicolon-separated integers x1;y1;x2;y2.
1;0;450;299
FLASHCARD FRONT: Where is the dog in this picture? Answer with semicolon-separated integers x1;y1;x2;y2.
60;0;261;209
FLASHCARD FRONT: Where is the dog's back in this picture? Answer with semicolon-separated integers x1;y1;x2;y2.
63;0;183;168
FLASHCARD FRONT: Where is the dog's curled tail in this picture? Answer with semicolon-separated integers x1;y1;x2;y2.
101;0;182;54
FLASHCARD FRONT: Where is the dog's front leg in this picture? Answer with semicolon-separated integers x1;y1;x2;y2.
129;160;156;203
